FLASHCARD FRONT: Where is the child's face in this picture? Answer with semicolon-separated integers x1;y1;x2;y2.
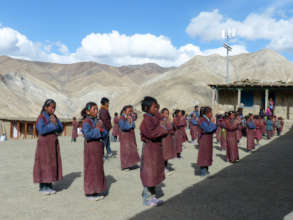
229;113;235;119
162;110;169;118
87;105;98;117
178;111;182;117
207;111;213;119
148;102;158;115
125;107;133;116
45;104;56;115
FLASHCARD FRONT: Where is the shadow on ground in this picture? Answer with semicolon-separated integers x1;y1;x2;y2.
130;128;293;220
55;171;81;191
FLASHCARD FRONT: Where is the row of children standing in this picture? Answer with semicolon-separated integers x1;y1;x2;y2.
33;97;284;207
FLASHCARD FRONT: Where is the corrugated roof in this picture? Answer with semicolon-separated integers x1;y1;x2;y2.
209;79;293;88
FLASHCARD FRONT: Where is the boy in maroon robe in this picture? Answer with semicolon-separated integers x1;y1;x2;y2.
33;99;64;195
112;112;120;142
119;105;140;171
140;96;168;207
161;108;176;176
223;112;241;163
246;114;256;152
197;106;217;176
173;110;186;158
72;117;78;142
81;102;108;201
255;116;263;145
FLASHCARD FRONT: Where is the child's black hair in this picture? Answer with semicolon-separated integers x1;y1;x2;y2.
101;97;109;105
181;110;186;116
141;96;158;113
114;112;118;116
161;108;169;114
120;105;133;116
81;102;97;119
173;109;180;117
200;106;212;117
73;117;76;120
40;99;56;114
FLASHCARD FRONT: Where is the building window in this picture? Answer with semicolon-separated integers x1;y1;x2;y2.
241;91;254;107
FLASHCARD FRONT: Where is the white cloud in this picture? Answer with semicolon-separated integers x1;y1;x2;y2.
0;26;247;67
186;8;293;53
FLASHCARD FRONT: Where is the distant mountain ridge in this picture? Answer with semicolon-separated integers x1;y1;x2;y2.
0;49;292;118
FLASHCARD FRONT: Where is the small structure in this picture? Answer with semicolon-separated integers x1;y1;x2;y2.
0;117;81;139
209;79;293;119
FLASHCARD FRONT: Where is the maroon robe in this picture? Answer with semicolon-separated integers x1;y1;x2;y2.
174;117;186;153
197;117;216;167
220;119;227;150
83;118;106;195
255;119;262;141
273;120;276;136
246;120;256;151
189;117;199;141
112;116;120;137
119;116;140;169
261;119;266;135
161;119;176;161
72;120;78;139
140;113;168;187
236;124;242;141
223;119;239;162
33;115;63;183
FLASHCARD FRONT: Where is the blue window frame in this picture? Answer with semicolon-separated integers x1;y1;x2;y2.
241;91;254;107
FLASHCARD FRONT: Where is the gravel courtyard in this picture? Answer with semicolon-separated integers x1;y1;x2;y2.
0;123;292;220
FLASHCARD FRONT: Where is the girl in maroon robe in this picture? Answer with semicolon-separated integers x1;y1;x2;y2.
255;116;263;145
220;114;228;150
112;112;120;142
236;114;243;142
119;105;140;171
33;99;64;195
223;112;241;163
215;115;222;143
246;114;256;152
81;102;108;201
181;110;189;143
197;106;217;176
189;112;199;144
72;117;78;142
140;96;168;207
161;108;176;175
173;110;186;158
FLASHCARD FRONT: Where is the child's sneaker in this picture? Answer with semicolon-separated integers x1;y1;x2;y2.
40;187;51;195
151;197;164;206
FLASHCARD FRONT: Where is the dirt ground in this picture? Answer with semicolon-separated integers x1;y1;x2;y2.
0;123;292;220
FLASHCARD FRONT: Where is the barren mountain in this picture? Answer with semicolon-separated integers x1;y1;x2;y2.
0;49;292;118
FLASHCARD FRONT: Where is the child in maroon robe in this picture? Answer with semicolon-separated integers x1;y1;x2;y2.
181;110;189;143
33;99;64;195
266;116;274;139
220;114;228;151
72;117;78;142
119;105;140;171
215;114;222;143
236;113;243;142
161;108;176;176
223;111;241;163
255;116;263;145
189;112;199;144
81;102;108;201
112;112;120;142
246;114;256;152
140;96;168;207
173;110;186;158
197;106;217;176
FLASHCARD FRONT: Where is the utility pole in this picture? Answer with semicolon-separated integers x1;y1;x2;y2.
222;29;235;83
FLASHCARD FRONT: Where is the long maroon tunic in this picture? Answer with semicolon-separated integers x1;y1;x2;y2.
112;116;120;137
246;120;256;151
223;119;239;162
236;124;242;141
140;113;168;187
72;120;78;139
161;118;176;161
119;116;140;169
220;119;227;150
216;118;222;143
189;117;199;141
174;117;186;153
255;119;263;141
33;115;63;183
197;117;216;167
83;118;107;195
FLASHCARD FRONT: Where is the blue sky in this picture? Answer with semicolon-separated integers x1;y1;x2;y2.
0;0;292;66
